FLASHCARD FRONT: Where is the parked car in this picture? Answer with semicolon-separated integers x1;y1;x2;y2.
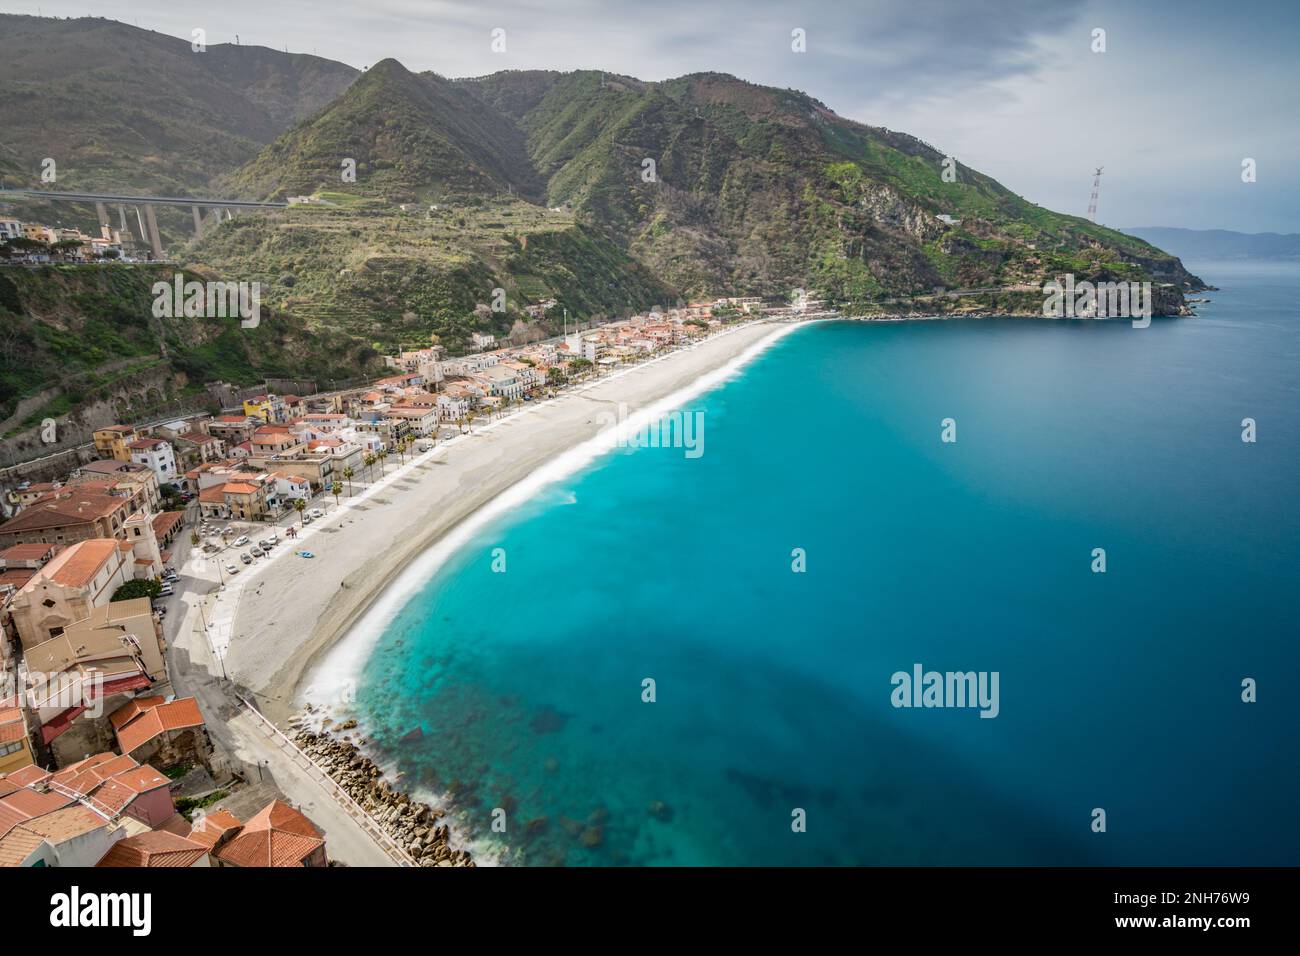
240;553;252;565
266;535;279;545
233;535;249;547
250;547;263;558
302;514;313;525
158;584;174;596
308;508;325;519
224;563;240;575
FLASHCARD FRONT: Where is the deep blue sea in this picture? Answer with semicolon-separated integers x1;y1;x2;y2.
334;259;1299;865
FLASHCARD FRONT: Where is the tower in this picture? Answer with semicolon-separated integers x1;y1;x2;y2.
1087;167;1103;222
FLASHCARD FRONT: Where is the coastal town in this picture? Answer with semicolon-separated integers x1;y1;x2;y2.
0;291;826;868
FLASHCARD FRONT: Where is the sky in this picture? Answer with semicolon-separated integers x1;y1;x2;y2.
4;0;1297;232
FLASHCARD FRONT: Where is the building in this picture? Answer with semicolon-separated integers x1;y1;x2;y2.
0;490;135;549
242;394;286;424
96;830;209;867
268;472;312;505
471;332;496;351
110;697;211;773
172;430;225;469
92;425;137;462
197;481;270;522
471;365;525;401
213;799;327;868
0;696;36;775
27;596;166;684
128;438;179;488
69;460;162;514
0;802;120;867
8;539;134;649
49;753;177;829
206;415;260;445
0;543;56;596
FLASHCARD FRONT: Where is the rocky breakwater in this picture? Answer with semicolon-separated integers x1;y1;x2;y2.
292;724;474;867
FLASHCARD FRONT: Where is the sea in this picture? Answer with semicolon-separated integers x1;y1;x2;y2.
309;259;1299;866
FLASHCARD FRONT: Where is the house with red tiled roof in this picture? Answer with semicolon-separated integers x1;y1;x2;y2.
0;489;135;549
197;480;269;522
183;808;242;857
50;754;175;829
0;803;117;867
96;829;209;867
171;430;225;469
110;697;212;773
213;799;326;868
68;459;162;514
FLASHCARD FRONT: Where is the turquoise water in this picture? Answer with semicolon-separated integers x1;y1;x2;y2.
344;260;1299;865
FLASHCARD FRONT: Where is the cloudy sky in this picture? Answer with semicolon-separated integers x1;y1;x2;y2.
7;0;1298;231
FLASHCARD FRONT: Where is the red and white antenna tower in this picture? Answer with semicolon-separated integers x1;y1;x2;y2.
1087;166;1103;221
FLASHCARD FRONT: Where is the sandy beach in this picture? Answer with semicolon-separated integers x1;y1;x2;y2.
221;319;796;721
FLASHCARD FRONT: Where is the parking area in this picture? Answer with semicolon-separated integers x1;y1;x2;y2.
193;499;336;579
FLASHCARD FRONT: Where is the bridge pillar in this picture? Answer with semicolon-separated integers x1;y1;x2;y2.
117;204;128;233
143;205;164;259
192;205;204;237
95;201;109;230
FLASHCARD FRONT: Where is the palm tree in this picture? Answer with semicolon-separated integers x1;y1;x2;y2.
342;466;355;496
293;498;306;526
458;415;468;435
378;448;389;475
331;481;342;507
363;453;376;482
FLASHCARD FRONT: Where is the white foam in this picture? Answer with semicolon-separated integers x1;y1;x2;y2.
303;320;811;704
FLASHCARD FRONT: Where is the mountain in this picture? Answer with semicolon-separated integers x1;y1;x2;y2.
452;70;1205;311
0;14;358;195
225;59;542;202
0;18;1213;451
1124;227;1300;262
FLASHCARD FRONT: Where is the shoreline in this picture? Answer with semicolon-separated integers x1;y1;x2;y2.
223;318;806;724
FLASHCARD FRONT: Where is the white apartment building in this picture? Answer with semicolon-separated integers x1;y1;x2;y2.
127;438;179;489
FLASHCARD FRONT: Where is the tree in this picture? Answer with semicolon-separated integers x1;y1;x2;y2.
332;481;343;506
377;448;388;475
343;466;355;495
189;531;200;546
363;453;376;481
112;579;161;602
294;498;307;526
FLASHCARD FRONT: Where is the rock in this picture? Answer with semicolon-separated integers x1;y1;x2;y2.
648;800;674;822
580;826;604;848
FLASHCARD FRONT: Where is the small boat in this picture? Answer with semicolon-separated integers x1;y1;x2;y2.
297;550;315;558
